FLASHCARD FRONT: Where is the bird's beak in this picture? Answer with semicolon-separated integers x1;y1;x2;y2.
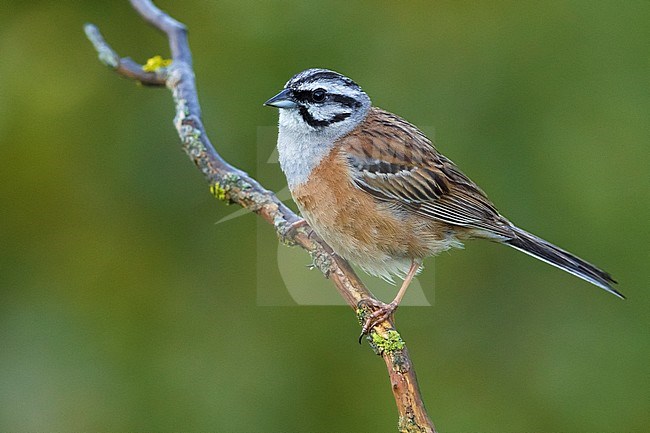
264;88;298;109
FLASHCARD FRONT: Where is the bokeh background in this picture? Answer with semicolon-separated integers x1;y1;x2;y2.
1;1;648;432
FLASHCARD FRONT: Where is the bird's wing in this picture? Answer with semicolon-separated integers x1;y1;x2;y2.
341;108;514;238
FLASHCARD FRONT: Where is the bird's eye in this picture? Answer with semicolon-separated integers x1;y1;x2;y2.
311;89;326;103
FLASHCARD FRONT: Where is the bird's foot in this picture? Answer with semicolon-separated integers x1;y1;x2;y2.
279;218;308;244
357;299;399;343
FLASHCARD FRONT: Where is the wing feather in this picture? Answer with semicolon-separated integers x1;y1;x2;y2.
343;108;513;238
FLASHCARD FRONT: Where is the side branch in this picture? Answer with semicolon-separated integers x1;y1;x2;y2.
84;24;166;86
85;2;435;432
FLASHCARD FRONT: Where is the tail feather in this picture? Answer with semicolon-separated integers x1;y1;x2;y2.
504;226;623;299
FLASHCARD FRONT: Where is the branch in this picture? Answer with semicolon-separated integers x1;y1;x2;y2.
85;2;436;431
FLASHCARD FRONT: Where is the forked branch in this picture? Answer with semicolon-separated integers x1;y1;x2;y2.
85;2;436;431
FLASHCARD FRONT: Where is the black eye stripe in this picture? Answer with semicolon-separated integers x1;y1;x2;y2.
291;90;361;109
292;90;316;103
330;94;362;109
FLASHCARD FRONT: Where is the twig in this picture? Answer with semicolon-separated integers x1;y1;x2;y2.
85;2;436;431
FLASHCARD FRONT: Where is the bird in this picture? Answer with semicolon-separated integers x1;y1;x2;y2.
264;68;622;335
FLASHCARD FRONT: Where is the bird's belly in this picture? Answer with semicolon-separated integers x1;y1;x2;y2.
293;181;462;281
299;205;413;280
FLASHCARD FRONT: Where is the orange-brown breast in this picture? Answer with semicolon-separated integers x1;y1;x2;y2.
291;145;460;277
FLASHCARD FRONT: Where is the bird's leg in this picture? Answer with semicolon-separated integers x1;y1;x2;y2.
359;261;420;337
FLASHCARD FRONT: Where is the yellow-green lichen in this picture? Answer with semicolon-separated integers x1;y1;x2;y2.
142;55;172;72
371;329;405;353
356;307;365;324
210;182;228;201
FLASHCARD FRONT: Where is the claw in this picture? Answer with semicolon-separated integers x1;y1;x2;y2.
357;298;383;310
358;332;366;344
356;261;419;343
357;299;399;342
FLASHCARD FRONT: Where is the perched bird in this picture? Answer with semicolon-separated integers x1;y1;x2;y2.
265;68;622;334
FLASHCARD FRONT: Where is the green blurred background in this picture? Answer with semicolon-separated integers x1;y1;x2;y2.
1;1;648;432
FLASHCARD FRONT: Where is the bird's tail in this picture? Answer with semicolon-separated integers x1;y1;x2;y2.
504;226;623;299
